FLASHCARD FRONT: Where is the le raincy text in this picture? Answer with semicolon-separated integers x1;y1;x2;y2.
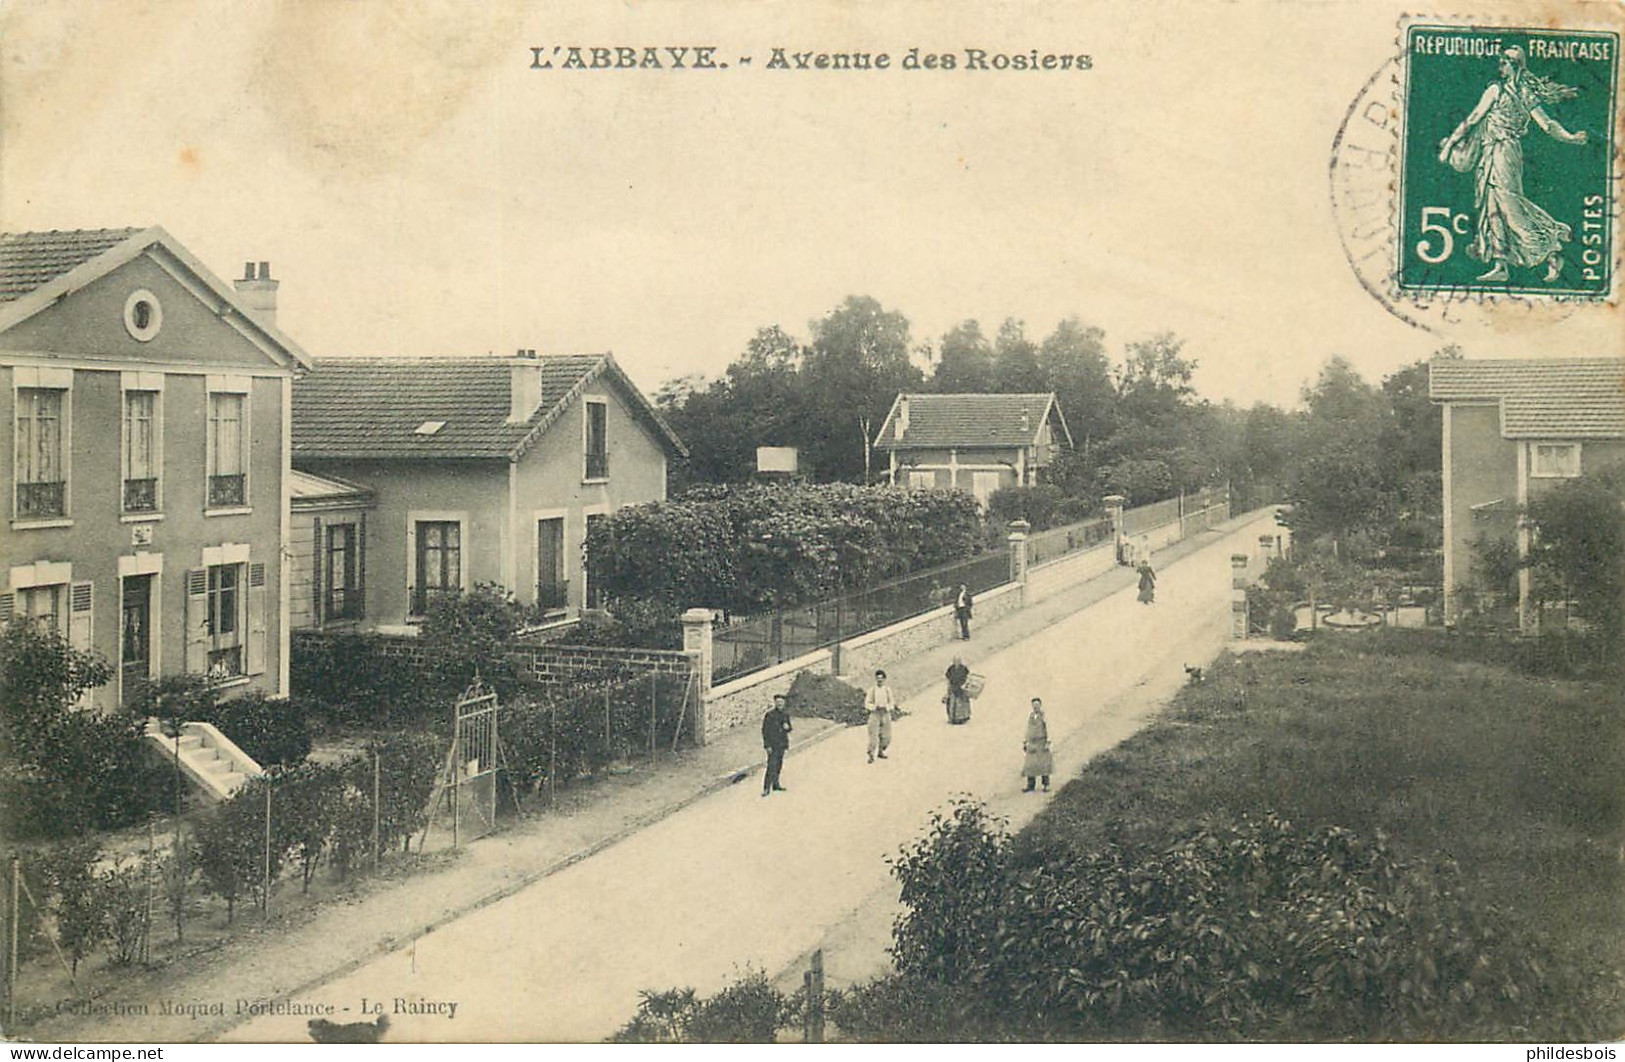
528;46;1093;72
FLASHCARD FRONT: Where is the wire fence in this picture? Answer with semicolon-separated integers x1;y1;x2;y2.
712;549;1011;683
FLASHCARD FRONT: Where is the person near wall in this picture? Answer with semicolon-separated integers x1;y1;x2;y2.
1137;559;1157;605
954;584;974;640
1022;697;1053;792
944;655;972;725
865;669;898;763
761;693;792;796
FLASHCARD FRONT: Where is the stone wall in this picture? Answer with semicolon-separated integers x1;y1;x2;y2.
704;648;835;735
507;643;696;685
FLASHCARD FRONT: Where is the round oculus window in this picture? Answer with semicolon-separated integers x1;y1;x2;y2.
123;289;162;341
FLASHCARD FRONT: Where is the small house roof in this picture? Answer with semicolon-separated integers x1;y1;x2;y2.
292;352;687;461
873;392;1073;450
1429;357;1625;439
0;228;145;302
288;469;375;509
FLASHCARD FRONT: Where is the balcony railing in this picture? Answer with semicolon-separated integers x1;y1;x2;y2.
208;473;246;508
123;477;158;513
207;645;244;681
16;480;65;518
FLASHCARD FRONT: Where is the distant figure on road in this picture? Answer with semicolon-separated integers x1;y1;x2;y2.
761;693;792;797
865;669;898;763
944;655;971;725
1137;560;1157;605
954;584;974;640
1022;698;1053;793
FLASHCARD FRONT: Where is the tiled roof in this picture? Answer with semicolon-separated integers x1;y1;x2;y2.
0;228;144;302
1429;357;1625;438
293;353;685;460
873;392;1070;450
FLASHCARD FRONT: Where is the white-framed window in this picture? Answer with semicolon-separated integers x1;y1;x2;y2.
13;375;71;522
1531;442;1581;479
205;377;251;511
584;398;609;481
122;389;162;513
123;289;163;342
323;521;365;622
205;563;244;679
185;546;265;682
907;469;937;490
407;512;468;617
3;561;93;661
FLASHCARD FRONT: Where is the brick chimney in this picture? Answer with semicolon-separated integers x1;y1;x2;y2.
233;261;278;331
895;395;910;439
509;348;543;422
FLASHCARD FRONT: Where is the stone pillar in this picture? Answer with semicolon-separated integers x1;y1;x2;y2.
1007;519;1031;587
681;608;715;744
1231;553;1250;639
1104;494;1127;565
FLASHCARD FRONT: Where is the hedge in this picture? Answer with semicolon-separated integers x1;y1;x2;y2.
585;483;983;614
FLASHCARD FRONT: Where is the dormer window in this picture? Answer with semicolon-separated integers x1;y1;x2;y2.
415;421;446;436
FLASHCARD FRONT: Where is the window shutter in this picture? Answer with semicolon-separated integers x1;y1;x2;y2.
311;516;324;625
356;512;367;619
69;581;94;653
0;593;13;625
185;569;210;674
247;561;267;676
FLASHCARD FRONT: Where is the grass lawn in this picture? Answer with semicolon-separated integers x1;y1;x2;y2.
1017;630;1624;1038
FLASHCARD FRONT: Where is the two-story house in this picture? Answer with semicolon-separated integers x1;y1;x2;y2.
0;228;308;708
290;351;686;631
1430;356;1625;630
873;392;1074;506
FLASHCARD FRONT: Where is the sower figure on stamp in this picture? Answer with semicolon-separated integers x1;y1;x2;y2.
1022;697;1053;793
866;669;898;763
1437;45;1588;283
761;692;792;796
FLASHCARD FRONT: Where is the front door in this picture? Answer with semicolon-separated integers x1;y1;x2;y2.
120;574;154;706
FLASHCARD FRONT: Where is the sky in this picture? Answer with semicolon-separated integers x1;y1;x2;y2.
3;0;1620;410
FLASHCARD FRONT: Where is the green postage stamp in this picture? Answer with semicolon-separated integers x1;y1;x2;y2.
1398;24;1619;298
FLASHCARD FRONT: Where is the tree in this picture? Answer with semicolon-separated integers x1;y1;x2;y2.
803;296;922;482
1525;465;1625;647
931;320;994;392
1282;355;1393;554
991;318;1045;392
1039;317;1114;459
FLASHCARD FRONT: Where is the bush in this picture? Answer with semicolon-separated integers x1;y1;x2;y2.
872;799;1611;1041
587;483;983;614
207;691;312;768
786;671;866;726
987;485;1065;530
41;842;104;975
563;598;683;650
613;969;793;1043
0;623;167;840
290;632;437;728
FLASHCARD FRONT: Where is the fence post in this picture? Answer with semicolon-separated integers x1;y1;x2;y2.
8;857;19;1031
648;672;657;764
1007;519;1031;587
372;751;382;871
681;609;714;746
1231;553;1250;638
832;598;843;677
262;781;272;919
803;949;825;1043
1103;494;1127;564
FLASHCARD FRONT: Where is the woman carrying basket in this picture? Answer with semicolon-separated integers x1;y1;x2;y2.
944;655;973;725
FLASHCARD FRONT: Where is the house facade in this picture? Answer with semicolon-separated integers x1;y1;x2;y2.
291;352;685;632
0;228;308;708
1429;356;1625;630
872;392;1073;506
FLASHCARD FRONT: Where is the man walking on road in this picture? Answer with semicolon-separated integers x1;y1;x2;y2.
762;693;792;796
866;669;898;763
